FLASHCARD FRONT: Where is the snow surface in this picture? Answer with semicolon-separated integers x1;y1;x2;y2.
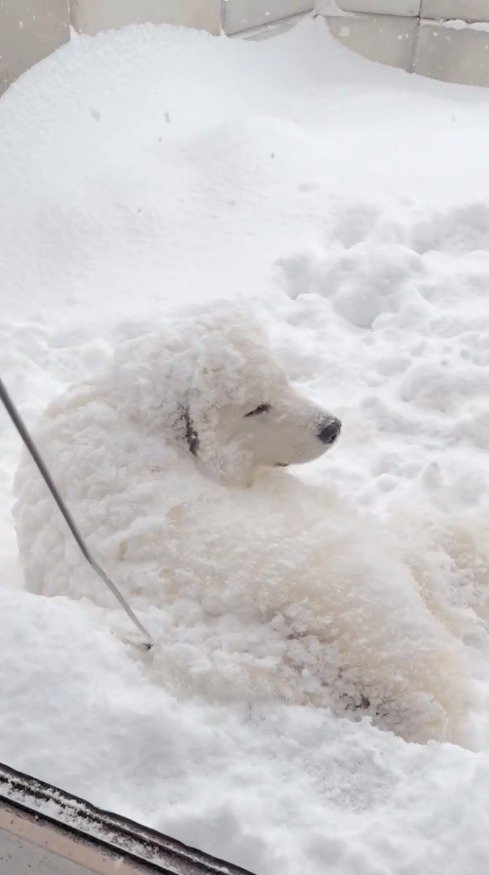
1;15;489;875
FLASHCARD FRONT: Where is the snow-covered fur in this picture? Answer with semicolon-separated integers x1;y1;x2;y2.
14;304;486;744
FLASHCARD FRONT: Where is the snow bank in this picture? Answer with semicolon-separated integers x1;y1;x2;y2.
2;15;489;875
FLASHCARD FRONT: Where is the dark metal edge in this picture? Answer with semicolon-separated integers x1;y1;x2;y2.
0;762;255;875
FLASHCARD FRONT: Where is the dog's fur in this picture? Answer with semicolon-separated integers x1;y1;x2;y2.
14;304;489;744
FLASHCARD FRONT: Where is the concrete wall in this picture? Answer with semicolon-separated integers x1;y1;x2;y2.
321;0;489;86
421;0;489;21
0;0;70;93
414;19;489;86
70;0;314;36
222;0;314;35
336;0;420;14
70;0;220;36
327;13;417;72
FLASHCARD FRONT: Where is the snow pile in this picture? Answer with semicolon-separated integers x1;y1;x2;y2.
278;200;489;515
1;15;489;875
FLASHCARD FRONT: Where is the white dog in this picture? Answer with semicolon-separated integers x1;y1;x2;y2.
14;304;487;744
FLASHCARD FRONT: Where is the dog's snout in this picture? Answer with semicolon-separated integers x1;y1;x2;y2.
318;418;342;445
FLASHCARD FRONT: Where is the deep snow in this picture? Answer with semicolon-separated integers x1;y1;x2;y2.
1;14;489;875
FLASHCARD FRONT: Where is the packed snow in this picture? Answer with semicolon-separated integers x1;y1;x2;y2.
1;14;489;875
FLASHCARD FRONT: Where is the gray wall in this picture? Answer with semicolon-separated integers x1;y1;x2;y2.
70;0;221;36
321;0;489;86
223;0;314;35
0;0;69;93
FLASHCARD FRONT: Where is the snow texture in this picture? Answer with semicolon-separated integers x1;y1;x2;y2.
1;15;489;875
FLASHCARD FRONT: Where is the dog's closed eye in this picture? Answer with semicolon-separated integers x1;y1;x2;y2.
244;403;271;418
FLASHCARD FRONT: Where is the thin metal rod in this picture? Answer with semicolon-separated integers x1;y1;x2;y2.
0;377;153;650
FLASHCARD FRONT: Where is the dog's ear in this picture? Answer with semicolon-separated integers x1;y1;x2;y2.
182;409;199;456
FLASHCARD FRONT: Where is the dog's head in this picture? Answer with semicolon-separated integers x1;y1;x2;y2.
112;305;341;487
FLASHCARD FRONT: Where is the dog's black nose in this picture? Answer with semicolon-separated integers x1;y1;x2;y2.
318;419;342;445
